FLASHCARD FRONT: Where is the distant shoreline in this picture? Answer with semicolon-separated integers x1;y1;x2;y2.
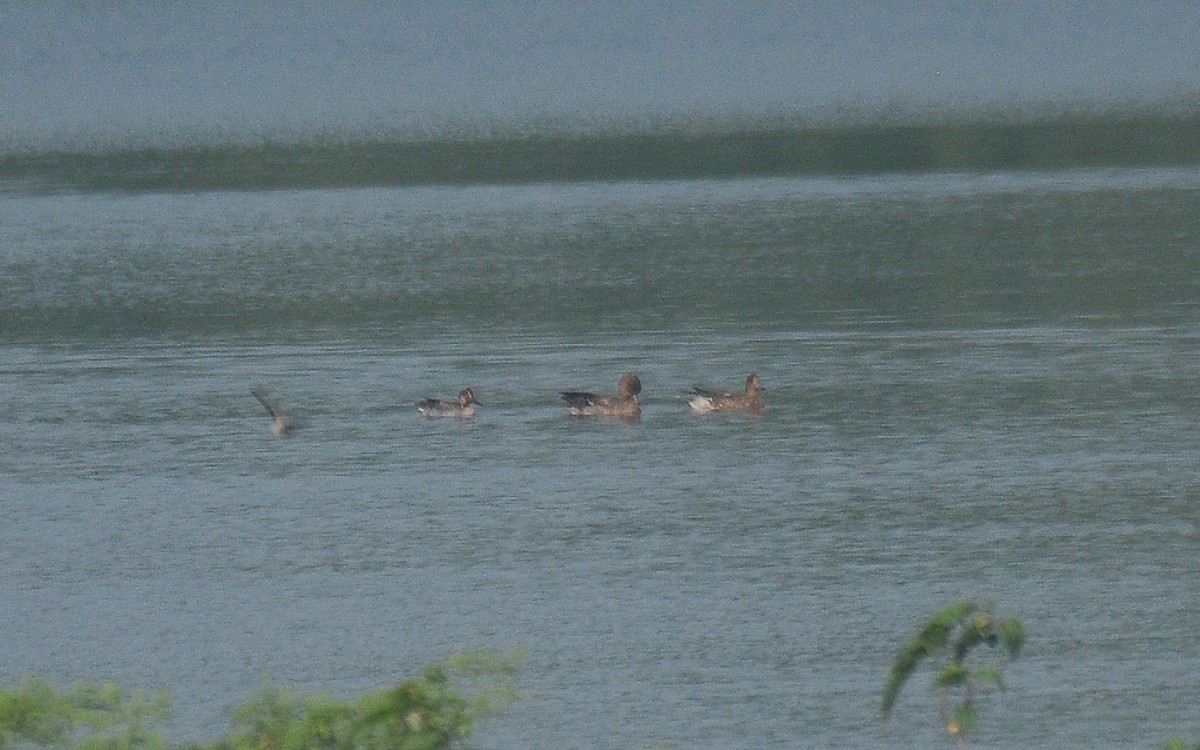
3;107;1200;195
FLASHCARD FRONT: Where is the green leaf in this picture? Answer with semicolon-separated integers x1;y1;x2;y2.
998;617;1025;659
934;664;970;688
882;602;978;719
973;667;1005;690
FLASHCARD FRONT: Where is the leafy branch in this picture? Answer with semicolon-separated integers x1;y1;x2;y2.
882;601;1024;747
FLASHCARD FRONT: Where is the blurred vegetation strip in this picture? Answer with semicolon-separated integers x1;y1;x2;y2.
0;679;170;750
0;650;523;750
3;109;1200;194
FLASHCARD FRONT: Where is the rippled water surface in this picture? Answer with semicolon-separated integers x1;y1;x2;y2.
3;169;1200;748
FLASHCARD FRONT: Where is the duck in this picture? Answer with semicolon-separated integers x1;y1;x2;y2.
561;373;642;419
417;388;480;419
688;373;764;413
250;388;296;437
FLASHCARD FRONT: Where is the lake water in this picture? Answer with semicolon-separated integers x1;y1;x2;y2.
5;3;1200;747
3;165;1199;749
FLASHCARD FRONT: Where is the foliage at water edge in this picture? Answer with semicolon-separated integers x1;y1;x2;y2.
0;651;522;750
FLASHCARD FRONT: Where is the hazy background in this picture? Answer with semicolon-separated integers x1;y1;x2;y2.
4;1;1199;150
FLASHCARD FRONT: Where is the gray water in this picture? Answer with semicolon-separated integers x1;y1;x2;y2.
4;3;1200;748
3;168;1200;749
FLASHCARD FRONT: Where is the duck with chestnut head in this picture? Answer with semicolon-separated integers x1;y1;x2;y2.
561;373;642;419
417;387;480;419
688;373;763;413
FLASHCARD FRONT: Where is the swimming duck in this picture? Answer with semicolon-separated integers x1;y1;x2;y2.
251;388;296;436
688;373;764;413
417;388;480;419
561;373;642;419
